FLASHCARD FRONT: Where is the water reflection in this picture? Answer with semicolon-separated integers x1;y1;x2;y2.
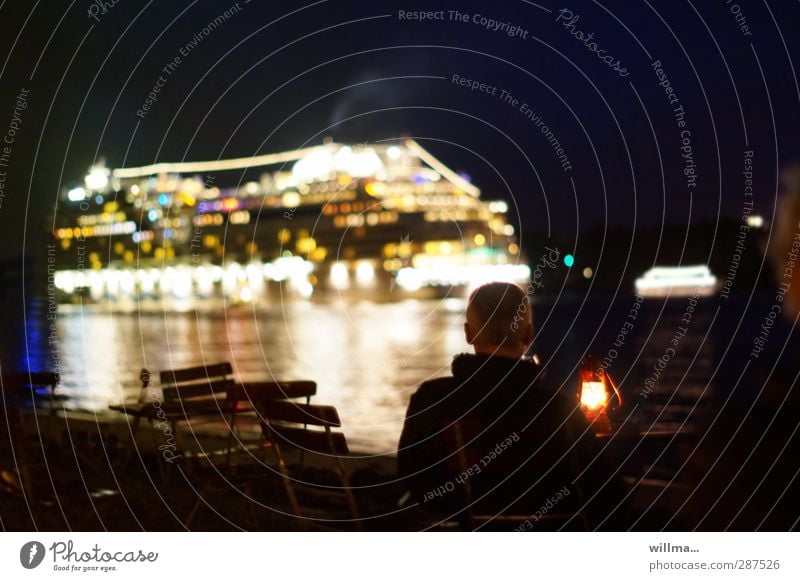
51;299;467;453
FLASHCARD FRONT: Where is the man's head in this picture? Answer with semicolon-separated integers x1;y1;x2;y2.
464;282;533;358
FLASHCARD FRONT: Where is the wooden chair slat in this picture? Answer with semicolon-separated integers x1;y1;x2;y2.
266;424;349;455
159;362;232;385
259;401;341;427
162;379;234;402
227;381;316;402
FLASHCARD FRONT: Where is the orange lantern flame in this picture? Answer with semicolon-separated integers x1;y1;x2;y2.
579;354;621;418
580;381;609;411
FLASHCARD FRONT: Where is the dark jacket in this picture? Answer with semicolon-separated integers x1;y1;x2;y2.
398;353;620;527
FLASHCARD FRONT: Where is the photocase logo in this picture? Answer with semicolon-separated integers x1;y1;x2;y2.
19;541;46;569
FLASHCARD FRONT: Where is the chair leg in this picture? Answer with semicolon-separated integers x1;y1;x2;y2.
185;495;204;529
225;410;237;475
453;423;476;531
333;454;362;530
269;438;303;527
46;387;56;440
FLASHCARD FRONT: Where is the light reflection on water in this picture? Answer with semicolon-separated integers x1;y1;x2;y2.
36;293;724;454
53;299;468;454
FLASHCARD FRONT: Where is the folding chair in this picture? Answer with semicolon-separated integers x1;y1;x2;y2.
255;399;361;530
445;420;590;531
183;381;317;528
0;371;61;497
1;372;60;435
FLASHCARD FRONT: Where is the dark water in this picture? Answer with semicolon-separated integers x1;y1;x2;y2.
6;291;785;453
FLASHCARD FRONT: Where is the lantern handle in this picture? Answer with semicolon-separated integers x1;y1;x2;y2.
605;371;622;408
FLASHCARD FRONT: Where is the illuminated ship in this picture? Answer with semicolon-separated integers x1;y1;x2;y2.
52;140;529;306
634;265;719;299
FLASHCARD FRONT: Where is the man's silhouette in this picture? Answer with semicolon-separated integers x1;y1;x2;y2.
397;282;623;529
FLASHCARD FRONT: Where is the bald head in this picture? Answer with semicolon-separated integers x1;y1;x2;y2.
464;282;533;358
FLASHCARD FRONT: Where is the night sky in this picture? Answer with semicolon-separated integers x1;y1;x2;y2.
1;0;799;260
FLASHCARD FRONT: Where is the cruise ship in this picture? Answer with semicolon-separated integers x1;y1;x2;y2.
51;140;528;305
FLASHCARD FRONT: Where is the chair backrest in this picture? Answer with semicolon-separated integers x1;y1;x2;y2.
1;372;60;412
445;419;484;473
254;398;361;527
445;418;588;531
256;399;349;455
1;372;60;393
1;372;60;472
158;362;234;403
226;381;317;405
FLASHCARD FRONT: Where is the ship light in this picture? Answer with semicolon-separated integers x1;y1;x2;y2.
292;148;334;182
119;271;135;295
334;146;383;178
196;267;213;297
488;201;508;214
89;272;104;301
138;270;155;295
246;264;263;290
355;261;375;285
396;267;423;292
282;192;301;208
68;187;87;202
387;146;402;160
296;236;317;254
229;210;250;225
221;198;239;212
172;268;193;299
578;354;621;420
746;215;764;228
365;182;383;196
271;256;312;283
85;166;109;191
239;286;253;303
330;262;349;289
277;229;291;244
54;271;75;294
222;268;238;292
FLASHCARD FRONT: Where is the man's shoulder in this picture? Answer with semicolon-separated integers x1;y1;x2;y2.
407;376;466;411
413;376;458;400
